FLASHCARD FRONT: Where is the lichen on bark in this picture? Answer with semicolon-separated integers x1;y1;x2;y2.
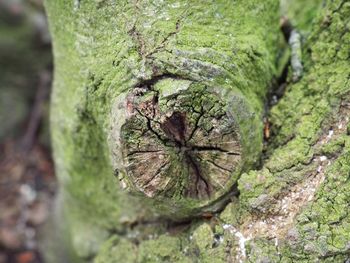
46;0;279;241
104;0;281;217
110;79;255;218
44;0;350;262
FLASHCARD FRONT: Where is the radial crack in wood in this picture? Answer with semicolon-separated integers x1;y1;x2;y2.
110;78;247;215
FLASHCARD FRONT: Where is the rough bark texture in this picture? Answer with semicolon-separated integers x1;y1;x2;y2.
45;0;350;262
46;0;280;222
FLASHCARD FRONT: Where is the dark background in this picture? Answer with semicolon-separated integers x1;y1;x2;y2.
0;0;55;262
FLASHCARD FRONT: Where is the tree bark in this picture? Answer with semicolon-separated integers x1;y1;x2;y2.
44;0;350;262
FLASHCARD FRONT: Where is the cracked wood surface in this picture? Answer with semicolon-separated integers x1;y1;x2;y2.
40;0;350;262
45;0;280;260
117;81;241;200
100;0;280;217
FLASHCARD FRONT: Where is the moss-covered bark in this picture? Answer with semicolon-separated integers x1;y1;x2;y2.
45;0;350;262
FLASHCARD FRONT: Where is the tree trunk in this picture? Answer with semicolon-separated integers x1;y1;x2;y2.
44;0;350;262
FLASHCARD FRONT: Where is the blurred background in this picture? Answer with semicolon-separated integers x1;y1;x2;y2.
0;0;55;262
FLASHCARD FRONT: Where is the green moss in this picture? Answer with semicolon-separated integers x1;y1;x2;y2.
70;220;108;259
267;138;314;172
46;0;280;222
219;200;241;225
234;1;350;261
238;168;275;206
94;237;138;263
246;238;280;263
319;136;346;157
275;141;350;260
45;0;281;257
45;0;350;261
192;223;213;251
138;235;190;263
188;222;233;263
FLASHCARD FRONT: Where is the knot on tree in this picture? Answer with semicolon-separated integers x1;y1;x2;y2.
110;77;260;217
